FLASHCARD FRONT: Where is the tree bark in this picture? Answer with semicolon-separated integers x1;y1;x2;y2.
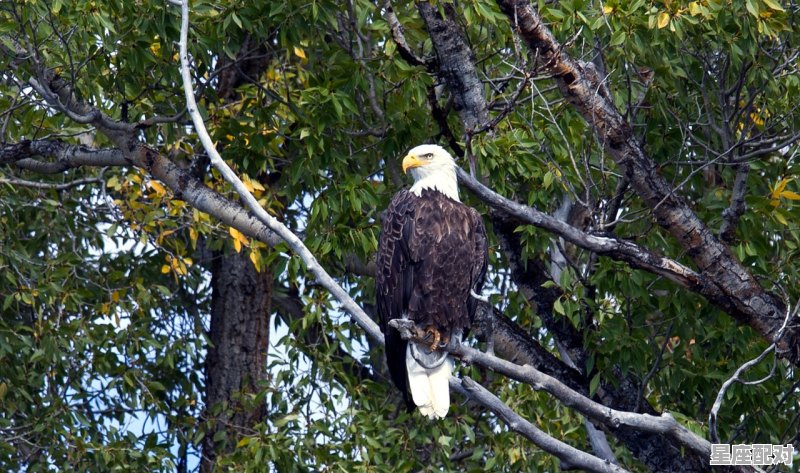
201;32;274;472
494;0;799;364
417;2;489;132
413;6;716;469
202;250;271;472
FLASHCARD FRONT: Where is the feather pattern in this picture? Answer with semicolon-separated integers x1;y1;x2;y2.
377;186;487;418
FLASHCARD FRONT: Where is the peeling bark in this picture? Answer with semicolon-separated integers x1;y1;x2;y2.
417;2;489;132
494;0;798;364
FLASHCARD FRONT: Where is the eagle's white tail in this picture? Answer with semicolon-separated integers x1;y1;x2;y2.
406;344;452;419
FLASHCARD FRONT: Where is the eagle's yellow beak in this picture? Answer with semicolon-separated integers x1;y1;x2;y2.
402;154;425;174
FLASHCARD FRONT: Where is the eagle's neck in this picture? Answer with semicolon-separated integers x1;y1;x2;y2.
409;168;460;202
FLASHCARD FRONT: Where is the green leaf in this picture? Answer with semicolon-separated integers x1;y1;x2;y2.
589;373;601;396
610;30;627;47
762;0;785;11
553;298;566;315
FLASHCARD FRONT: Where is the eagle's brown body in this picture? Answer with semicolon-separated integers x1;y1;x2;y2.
376;188;487;412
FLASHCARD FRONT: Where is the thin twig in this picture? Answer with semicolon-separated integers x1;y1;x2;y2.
0;175;102;190
708;301;797;442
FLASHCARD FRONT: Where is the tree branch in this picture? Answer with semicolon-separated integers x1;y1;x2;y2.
0;140;129;170
494;0;798;366
0;175;103;191
455;377;630;473
382;0;428;68
458;168;712;291
174;0;382;343
390;319;719;463
719;163;750;244
417;2;490;133
709;301;796;443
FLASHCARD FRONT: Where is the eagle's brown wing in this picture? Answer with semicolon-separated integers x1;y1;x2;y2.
377;189;488;407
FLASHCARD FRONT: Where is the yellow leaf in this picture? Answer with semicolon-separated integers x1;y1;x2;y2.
657;12;670;29
293;46;307;60
149;180;167;196
150;42;161;57
189;227;198;249
779;190;800;200
688;1;701;15
242;179;255;193
229;227;249;253
244;175;265;191
226;134;235;141
249;250;260;272
111;291;120;302
161;264;171;274
157;229;175;245
770;198;780;208
603;5;614;14
772;177;791;199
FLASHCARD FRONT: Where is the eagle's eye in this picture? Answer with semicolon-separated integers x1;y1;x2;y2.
422;153;433;159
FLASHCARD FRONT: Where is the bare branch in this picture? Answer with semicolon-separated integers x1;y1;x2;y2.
173;0;382;343
709;301;797;443
382;0;428;68
390;318;715;460
0;175;102;191
719;163;750;244
456;377;630;473
457;168;712;291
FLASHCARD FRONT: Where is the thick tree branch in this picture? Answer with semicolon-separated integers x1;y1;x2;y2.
391;318;737;468
458;168;712;291
174;0;383;343
417;2;489;133
494;0;799;366
471;301;585;392
0;140;129;170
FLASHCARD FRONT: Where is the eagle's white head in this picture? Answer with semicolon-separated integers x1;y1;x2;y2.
402;144;459;202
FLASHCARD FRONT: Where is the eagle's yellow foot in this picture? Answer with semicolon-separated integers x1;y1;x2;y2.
424;326;442;351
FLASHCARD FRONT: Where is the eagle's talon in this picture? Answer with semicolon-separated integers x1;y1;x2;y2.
424;326;442;351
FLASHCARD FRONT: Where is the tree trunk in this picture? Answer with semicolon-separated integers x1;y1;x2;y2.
201;250;271;472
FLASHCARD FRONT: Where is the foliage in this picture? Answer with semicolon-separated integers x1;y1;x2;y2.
1;0;799;471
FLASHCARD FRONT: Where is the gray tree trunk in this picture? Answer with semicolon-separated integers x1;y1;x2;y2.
201;250;271;472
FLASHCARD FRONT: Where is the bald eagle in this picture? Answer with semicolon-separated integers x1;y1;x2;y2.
377;144;487;418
